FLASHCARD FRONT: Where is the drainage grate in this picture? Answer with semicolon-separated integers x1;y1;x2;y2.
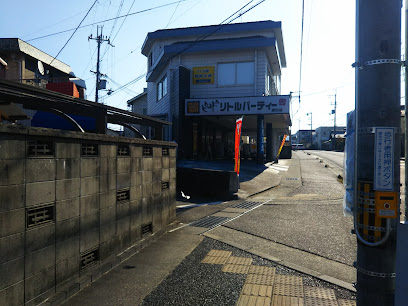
80;248;99;271
143;147;152;157
162;148;169;156
27;140;54;157
117;188;130;204
231;201;262;209
161;181;169;190
286;178;299;181
82;144;98;156
142;223;153;235
190;216;230;228
26;204;55;228
118;145;130;156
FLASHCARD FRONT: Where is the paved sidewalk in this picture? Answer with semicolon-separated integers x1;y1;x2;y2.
61;157;356;305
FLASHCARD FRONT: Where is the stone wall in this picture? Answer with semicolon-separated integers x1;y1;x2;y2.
0;124;177;305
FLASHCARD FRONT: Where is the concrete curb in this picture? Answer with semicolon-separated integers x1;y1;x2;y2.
203;232;356;293
246;182;280;198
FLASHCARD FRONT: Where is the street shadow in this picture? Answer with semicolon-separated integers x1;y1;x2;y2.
176;159;268;183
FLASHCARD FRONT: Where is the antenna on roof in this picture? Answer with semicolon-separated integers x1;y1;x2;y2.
37;61;45;76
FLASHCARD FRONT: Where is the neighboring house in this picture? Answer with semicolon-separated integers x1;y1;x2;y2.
314;126;346;149
0;38;93;130
0;38;86;97
141;20;291;161
294;129;315;148
125;88;149;138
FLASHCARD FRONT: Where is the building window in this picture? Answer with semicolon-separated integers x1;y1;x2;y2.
157;75;168;101
266;70;274;95
218;62;254;86
148;53;153;69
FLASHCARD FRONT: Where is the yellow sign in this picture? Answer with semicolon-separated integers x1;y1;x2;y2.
186;101;200;114
375;191;398;218
192;66;214;84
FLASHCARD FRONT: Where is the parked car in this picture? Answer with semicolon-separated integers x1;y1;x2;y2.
292;144;305;150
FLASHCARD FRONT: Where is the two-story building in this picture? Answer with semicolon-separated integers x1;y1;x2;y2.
293;129;315;149
125;88;148;138
0;38;86;97
0;38;94;130
314;126;346;149
141;20;291;162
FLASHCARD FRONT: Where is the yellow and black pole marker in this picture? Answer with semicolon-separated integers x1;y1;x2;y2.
354;1;401;304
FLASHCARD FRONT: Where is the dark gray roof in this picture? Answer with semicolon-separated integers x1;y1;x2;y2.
142;20;285;67
127;88;147;105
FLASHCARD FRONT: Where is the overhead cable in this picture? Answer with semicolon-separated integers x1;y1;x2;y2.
103;0;265;100
49;0;98;65
27;0;189;42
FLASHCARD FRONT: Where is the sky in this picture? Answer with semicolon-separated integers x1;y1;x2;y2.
1;0;372;133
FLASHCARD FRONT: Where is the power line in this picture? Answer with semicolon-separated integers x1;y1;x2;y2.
166;0;202;27
100;0;136;63
167;0;265;61
49;0;98;65
27;0;189;42
108;0;124;39
81;46;98;78
22;9;89;40
166;0;182;28
102;0;265;100
111;0;136;43
101;72;146;99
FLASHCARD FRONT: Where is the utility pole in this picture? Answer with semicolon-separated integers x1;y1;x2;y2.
88;26;111;103
405;0;408;223
329;94;338;150
333;94;337;150
354;0;401;305
307;112;312;148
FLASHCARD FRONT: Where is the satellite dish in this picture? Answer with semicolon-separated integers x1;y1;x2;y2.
37;61;45;76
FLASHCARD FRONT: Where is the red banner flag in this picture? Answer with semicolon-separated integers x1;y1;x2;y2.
234;117;243;175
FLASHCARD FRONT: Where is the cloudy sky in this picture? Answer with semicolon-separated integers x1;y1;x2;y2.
3;0;400;133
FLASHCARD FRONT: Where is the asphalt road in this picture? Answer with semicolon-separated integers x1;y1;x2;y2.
309;150;344;167
226;151;356;266
310;150;407;220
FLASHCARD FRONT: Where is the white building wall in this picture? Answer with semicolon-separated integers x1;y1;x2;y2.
152;49;275;100
147;66;171;117
256;49;267;96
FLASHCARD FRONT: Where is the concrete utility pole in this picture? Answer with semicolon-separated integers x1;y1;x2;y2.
354;0;401;305
405;0;408;223
89;26;111;103
307;112;312;148
333;94;337;150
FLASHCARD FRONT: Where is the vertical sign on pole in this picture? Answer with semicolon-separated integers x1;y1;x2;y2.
234;117;243;176
374;127;394;191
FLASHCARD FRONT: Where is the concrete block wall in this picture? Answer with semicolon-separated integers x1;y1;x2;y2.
0;124;177;305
